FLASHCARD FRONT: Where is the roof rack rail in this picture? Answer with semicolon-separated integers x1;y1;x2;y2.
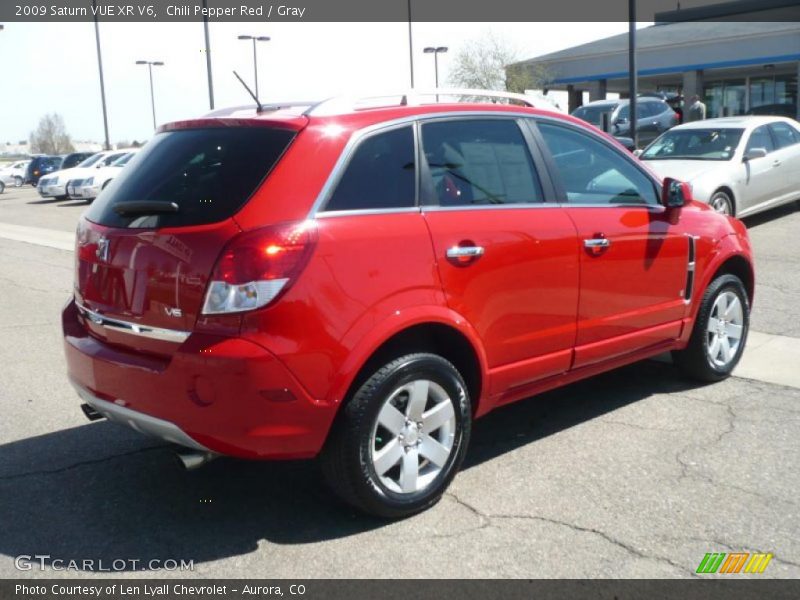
305;88;543;116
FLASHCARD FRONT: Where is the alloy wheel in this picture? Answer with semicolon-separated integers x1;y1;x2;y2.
370;379;456;494
710;192;733;215
706;290;745;368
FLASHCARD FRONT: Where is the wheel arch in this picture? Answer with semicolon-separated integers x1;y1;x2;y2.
711;253;754;305
337;320;487;419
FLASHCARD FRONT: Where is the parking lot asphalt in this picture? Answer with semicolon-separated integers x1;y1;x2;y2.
0;185;798;578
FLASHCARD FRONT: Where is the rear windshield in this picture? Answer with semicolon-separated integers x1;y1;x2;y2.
85;127;295;228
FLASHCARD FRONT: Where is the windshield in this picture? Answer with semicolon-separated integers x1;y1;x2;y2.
76;153;104;168
111;153;134;167
641;128;744;161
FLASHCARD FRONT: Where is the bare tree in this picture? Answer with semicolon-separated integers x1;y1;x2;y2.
448;32;551;94
29;113;75;154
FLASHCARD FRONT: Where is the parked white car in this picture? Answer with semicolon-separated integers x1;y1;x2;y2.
70;150;138;200
640;116;800;217
38;150;128;199
0;161;30;188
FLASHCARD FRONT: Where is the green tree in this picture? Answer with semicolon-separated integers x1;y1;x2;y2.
29;113;75;154
448;32;551;94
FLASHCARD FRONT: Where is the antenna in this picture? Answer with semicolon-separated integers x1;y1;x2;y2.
233;70;262;113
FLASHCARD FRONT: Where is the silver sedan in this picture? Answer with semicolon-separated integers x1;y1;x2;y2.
640;116;800;218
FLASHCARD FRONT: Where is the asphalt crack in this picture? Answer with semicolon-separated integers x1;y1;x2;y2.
0;445;168;482
444;491;694;576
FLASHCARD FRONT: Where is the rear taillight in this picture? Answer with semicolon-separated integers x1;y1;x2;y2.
201;221;316;315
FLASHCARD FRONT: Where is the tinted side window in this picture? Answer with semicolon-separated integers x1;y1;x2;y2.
325;126;415;212
768;122;800;149
537;122;658;205
421;119;542;206
746;125;775;154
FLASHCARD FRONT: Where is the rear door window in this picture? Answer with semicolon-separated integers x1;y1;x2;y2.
324;126;415;211
768;122;800;149
85;127;296;228
420;119;543;206
746;125;775;154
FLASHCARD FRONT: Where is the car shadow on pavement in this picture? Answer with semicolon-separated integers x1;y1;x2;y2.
25;198;68;205
0;360;706;572
741;200;799;229
57;200;91;207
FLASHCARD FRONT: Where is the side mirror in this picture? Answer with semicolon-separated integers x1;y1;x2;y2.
662;177;689;208
633;148;643;157
743;147;767;161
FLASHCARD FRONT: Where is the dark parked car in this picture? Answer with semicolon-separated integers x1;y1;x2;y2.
59;152;95;170
24;155;62;185
572;97;679;147
746;103;797;120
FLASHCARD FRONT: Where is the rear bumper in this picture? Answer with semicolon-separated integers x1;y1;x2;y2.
72;382;212;452
62;298;337;459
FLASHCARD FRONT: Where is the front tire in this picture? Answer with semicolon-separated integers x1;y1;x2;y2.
673;274;749;382
321;353;471;518
710;189;735;216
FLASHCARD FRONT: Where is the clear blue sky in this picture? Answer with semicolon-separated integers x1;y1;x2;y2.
0;22;638;145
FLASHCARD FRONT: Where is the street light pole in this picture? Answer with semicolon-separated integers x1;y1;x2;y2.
202;0;214;109
407;0;414;88
91;0;111;151
238;35;270;100
628;0;639;149
423;46;448;100
136;60;164;131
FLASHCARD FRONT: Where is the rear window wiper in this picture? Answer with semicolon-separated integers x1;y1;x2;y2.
113;201;179;216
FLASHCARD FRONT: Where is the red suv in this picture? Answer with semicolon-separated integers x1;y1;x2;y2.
63;92;754;518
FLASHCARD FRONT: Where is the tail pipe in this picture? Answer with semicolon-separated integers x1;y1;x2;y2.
175;450;218;470
81;403;104;421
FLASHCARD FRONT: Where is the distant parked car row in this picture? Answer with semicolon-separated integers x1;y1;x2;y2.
37;149;138;201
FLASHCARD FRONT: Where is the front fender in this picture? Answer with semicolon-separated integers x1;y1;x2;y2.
680;230;754;343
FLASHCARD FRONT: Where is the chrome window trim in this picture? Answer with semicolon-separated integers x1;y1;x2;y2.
76;301;190;343
421;203;559;213
307;110;540;218
316;207;421;218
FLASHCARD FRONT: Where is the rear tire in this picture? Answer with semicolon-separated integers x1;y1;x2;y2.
673;274;749;382
13;176;22;187
321;353;471;518
0;181;4;194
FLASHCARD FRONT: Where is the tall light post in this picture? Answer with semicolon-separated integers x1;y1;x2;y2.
628;0;639;149
202;0;214;109
135;60;164;131
237;35;270;100
407;0;414;87
423;46;448;101
91;0;111;150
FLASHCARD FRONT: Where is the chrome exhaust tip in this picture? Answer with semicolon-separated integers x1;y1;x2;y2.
175;450;217;470
81;403;105;422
